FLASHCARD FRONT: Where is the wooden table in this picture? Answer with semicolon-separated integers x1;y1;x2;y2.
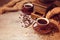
0;11;60;40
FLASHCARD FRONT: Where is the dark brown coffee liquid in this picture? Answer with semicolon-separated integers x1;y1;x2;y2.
38;19;47;24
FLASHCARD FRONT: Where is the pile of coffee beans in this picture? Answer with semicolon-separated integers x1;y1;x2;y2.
50;13;60;22
19;11;34;28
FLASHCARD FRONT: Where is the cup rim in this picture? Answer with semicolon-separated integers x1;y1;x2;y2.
24;3;33;8
37;18;49;25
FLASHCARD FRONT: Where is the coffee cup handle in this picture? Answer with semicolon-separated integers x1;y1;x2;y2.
32;18;38;26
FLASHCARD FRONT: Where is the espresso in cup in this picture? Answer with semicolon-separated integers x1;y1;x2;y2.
38;19;47;24
37;18;49;25
22;3;34;15
33;18;52;34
